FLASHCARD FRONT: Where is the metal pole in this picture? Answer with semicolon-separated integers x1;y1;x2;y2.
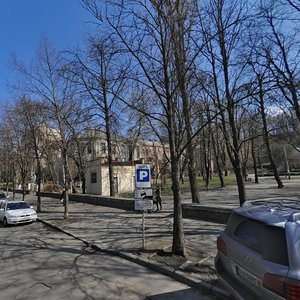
142;210;145;249
284;145;290;179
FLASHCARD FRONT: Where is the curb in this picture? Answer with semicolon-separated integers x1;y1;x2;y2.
38;218;231;299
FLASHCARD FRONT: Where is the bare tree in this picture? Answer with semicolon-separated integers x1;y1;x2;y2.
3;105;34;201
10;38;86;219
68;133;89;194
281;0;300;13
205;104;226;188
168;0;201;203
0;123;17;197
82;0;201;256
198;0;254;205
9;97;49;210
259;1;300;127
64;35;127;197
253;71;284;187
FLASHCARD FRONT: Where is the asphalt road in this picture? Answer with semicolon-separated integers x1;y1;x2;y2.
0;221;216;300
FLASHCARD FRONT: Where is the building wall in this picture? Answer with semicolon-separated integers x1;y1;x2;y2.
100;165;135;196
85;159;135;196
86;159;102;195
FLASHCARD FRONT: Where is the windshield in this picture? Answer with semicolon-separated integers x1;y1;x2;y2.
7;202;30;210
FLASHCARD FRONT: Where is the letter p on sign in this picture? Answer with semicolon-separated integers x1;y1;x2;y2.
135;165;151;188
139;170;149;181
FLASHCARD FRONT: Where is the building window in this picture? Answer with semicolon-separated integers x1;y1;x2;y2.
101;142;106;153
114;176;118;193
120;145;128;161
91;172;97;183
87;142;92;154
136;146;141;159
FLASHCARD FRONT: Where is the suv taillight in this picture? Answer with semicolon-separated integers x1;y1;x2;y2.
263;273;300;300
217;236;227;256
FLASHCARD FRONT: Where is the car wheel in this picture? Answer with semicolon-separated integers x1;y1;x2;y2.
3;218;8;227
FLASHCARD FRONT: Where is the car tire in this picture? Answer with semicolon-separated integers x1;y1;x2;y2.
3;217;8;227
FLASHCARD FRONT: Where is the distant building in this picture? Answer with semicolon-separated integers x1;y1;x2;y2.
82;129;169;196
85;159;135;195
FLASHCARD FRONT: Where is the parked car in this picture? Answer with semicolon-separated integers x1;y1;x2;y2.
0;191;8;199
215;198;300;300
0;200;37;226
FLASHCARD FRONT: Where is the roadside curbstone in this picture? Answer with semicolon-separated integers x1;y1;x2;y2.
38;217;230;299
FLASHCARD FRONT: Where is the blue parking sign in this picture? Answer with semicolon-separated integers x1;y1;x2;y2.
136;165;151;188
137;169;150;182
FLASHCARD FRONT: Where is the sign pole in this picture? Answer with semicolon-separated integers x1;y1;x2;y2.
142;210;145;249
134;164;152;250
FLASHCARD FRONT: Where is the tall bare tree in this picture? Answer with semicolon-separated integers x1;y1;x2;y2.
168;1;201;203
3;105;34;201
8;97;49;211
64;35;127;197
0;123;17;197
259;0;300;131
198;0;254;205
251;68;284;188
82;0;201;256
11;38;86;219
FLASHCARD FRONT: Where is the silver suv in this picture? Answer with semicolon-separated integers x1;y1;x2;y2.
215;198;300;300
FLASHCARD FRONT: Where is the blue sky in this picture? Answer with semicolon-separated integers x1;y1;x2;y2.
0;0;93;104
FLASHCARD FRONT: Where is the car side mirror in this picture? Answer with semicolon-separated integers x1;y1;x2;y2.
6;196;9;198
30;206;33;209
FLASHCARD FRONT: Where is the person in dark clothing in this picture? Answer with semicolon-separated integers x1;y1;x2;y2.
155;186;162;211
60;189;66;205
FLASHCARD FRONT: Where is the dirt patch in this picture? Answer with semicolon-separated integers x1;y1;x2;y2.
151;249;187;268
52;218;79;225
150;246;207;267
148;246;218;283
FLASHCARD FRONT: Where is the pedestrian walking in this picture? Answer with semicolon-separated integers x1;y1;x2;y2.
155;186;162;211
60;189;65;204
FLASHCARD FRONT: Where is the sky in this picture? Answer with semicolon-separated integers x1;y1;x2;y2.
0;0;93;104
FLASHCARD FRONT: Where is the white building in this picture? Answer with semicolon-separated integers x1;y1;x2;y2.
81;129;169;196
85;158;136;196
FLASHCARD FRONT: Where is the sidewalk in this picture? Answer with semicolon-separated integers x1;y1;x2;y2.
29;176;300;299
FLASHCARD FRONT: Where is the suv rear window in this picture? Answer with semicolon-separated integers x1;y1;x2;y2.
226;213;289;266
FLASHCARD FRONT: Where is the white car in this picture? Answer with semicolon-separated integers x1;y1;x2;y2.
0;200;37;226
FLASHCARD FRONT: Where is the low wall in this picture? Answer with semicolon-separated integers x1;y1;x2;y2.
9;189;30;195
38;192;231;223
182;204;231;224
38;192;135;211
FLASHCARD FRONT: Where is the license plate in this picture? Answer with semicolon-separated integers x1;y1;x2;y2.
235;265;261;287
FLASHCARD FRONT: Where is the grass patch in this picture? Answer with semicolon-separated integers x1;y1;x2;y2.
160;175;237;196
118;175;237;198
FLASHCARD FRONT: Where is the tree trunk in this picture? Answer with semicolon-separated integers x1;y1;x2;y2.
172;4;200;204
265;141;283;188
103;89;115;197
219;19;247;206
170;155;186;257
258;76;283;188
36;158;42;212
106;128;115;196
235;165;246;206
212;131;225;188
251;139;259;184
22;176;26;201
12;168;16;200
63;150;70;219
81;171;86;194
